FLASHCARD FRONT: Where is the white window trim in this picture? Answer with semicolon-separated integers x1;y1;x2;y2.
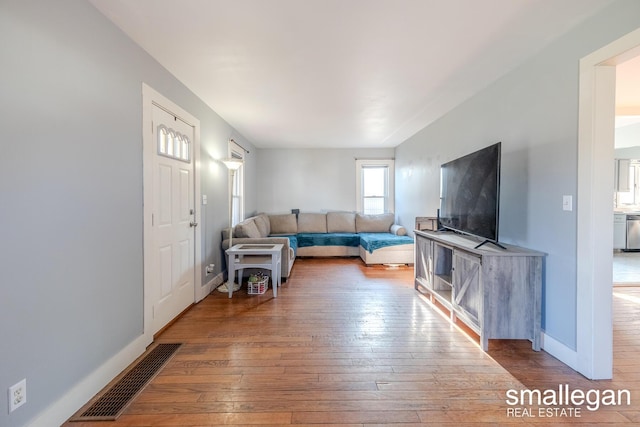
229;140;245;226
355;158;395;214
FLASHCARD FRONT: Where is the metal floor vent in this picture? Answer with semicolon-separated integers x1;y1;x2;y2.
70;343;182;422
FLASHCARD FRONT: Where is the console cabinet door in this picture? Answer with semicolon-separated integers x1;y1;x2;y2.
414;235;433;289
452;251;481;325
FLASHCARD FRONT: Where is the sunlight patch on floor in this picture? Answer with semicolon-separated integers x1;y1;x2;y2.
613;290;640;305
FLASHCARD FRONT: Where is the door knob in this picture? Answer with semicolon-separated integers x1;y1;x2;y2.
190;221;198;227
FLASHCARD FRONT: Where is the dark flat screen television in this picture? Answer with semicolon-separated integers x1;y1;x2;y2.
439;142;502;248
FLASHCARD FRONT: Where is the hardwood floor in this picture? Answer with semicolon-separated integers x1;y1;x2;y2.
65;258;640;426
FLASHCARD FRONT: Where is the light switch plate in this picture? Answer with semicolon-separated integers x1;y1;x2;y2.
202;195;208;205
563;195;573;211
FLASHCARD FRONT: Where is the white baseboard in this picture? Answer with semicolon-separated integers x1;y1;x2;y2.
541;331;578;371
26;334;149;427
28;273;222;426
197;272;223;301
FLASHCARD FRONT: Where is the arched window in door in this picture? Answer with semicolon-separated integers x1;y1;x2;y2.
157;124;191;162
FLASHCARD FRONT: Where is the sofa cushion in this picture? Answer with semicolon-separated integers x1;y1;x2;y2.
297;213;327;233
355;213;395;233
254;213;271;237
269;214;298;235
297;233;360;248
326;211;356;233
235;219;261;238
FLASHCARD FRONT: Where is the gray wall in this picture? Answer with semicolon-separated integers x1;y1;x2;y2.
395;0;640;350
2;0;639;424
255;148;394;213
0;0;253;425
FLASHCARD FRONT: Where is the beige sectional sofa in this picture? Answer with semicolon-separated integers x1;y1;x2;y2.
222;212;414;279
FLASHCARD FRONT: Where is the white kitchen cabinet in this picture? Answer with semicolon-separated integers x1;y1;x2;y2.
615;159;631;192
614;213;627;250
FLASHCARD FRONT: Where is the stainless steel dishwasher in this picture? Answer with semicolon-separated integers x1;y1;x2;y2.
626;214;640;250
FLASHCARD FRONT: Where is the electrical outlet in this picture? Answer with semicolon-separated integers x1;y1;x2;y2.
8;379;26;412
205;264;215;274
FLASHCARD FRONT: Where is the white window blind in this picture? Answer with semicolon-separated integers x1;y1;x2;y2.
229;141;245;226
356;159;394;214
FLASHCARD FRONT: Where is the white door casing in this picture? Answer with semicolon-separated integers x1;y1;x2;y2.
576;27;640;379
142;84;201;343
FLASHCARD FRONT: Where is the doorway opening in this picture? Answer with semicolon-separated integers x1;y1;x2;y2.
577;28;640;380
613;54;640;285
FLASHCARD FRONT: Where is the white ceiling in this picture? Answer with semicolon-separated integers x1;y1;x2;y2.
89;0;617;149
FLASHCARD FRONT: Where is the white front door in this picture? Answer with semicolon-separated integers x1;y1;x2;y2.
150;104;196;334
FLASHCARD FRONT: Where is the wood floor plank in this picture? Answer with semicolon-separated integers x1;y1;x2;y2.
63;258;640;425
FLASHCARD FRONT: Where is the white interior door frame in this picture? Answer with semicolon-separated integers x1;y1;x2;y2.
142;83;201;345
577;27;640;380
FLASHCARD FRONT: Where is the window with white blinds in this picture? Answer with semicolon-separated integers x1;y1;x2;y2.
356;159;394;214
230;141;245;226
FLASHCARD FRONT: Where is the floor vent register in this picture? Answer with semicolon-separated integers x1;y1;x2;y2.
69;343;182;421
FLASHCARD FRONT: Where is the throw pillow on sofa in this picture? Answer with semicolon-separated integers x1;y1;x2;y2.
254;213;271;237
390;224;407;236
355;213;395;233
269;214;298;235
298;213;328;233
235;219;261;238
326;211;356;233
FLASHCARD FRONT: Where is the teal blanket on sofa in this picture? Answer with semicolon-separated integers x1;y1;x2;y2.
296;233;360;248
358;233;414;253
295;232;413;254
